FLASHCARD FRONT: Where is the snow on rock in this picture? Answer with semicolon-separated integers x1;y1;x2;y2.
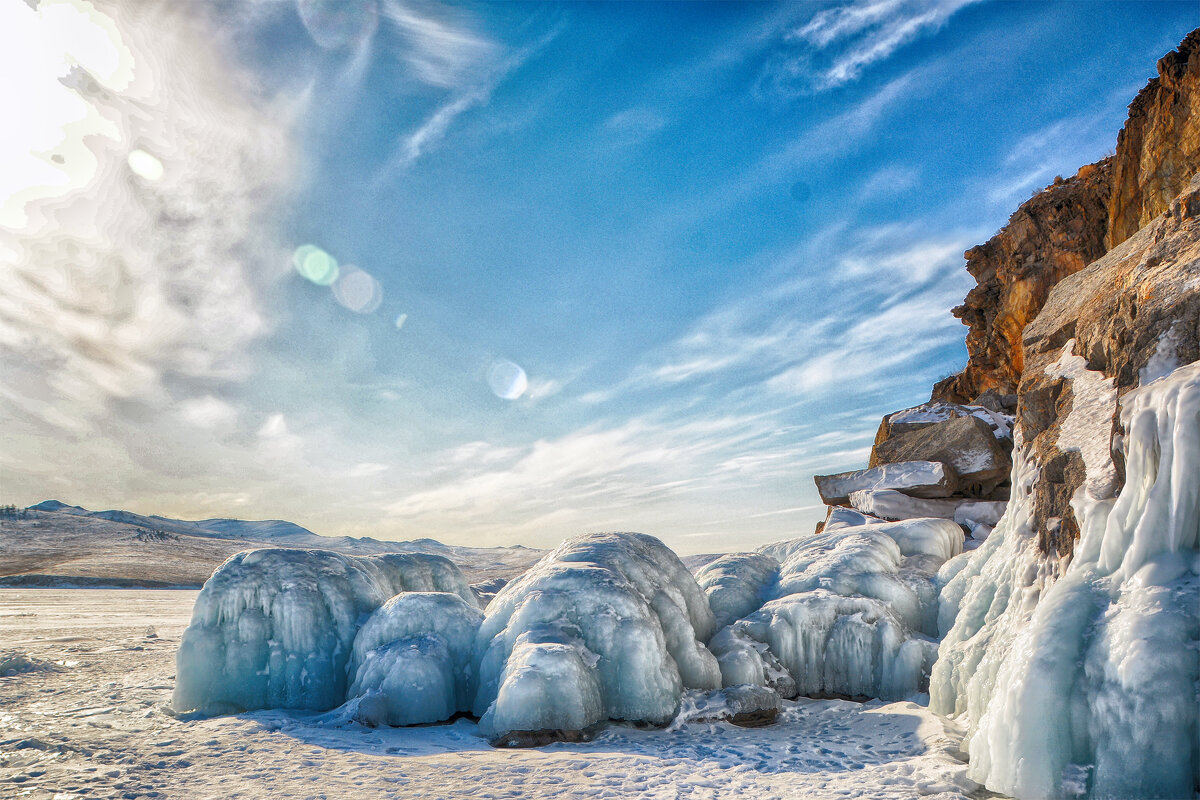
814;460;959;506
695;552;780;629
173;549;476;715
472;532;721;743
933;361;1200;800
346;592;484;727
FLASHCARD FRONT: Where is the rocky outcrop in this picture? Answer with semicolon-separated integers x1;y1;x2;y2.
934;160;1113;403
1018;173;1200;557
934;28;1200;406
869;414;1011;497
1107;28;1200;249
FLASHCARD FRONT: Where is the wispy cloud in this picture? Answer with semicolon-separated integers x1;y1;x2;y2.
380;0;497;89
761;0;982;95
381;20;562;176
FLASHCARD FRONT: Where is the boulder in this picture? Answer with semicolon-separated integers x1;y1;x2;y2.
868;414;1012;496
822;506;886;531
814;460;959;506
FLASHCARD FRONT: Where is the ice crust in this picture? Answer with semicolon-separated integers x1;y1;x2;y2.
472;532;721;740
347;592;484;726
173;548;476;714
932;360;1200;799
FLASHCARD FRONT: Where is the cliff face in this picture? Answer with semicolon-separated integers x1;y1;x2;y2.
933;160;1112;403
1107;28;1200;249
933;28;1200;407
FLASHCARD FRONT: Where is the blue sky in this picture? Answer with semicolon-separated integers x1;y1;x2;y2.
1;0;1195;551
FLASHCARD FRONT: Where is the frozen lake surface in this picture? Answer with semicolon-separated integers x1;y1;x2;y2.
0;590;996;799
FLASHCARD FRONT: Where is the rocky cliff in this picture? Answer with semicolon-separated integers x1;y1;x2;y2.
933;28;1200;407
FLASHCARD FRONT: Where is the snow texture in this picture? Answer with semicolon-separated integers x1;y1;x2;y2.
173;548;475;714
883;401;1013;440
472;532;721;740
933;360;1200;799
346;592;484;727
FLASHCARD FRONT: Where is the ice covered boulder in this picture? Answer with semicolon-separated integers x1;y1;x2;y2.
473;532;721;743
848;489;1004;528
695;552;779;629
173;549;476;715
671;685;781;728
870;413;1012;496
814;460;959;506
345;592;483;727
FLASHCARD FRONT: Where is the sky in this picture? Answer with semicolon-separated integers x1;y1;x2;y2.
1;0;1195;553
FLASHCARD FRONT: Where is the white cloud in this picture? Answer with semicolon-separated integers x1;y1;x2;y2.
381;20;562;176
380;0;497;89
766;0;982;94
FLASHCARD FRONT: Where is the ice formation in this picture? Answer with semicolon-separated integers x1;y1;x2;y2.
473;532;721;740
173;549;476;714
932;361;1200;799
346;592;484;726
694;552;780;629
704;517;960;700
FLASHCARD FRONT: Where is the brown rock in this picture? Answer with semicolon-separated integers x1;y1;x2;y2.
935;28;1200;406
1107;29;1200;249
490;728;595;748
1018;173;1200;558
934;160;1113;404
869;415;1012;496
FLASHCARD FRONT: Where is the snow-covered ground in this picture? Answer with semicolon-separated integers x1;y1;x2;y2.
0;589;994;800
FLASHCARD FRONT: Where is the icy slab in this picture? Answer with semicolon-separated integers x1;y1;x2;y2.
822;506;886;531
814;460;958;506
710;590;937;701
473;532;721;742
695;552;780;629
173;549;475;714
933;361;1200;800
346;592;484;727
849;489;1005;528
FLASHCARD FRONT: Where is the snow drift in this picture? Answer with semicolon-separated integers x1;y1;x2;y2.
173;549;476;714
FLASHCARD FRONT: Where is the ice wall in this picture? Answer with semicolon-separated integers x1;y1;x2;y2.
473;532;721;740
173;549;476;714
932;361;1200;799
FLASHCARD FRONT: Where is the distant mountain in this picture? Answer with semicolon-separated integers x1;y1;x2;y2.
6;501;545;588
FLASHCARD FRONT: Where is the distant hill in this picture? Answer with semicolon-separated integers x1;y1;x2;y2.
5;502;545;588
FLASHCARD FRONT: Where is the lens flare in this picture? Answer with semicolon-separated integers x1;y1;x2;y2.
394;313;408;329
292;244;339;286
127;149;163;181
331;265;383;313
488;360;528;400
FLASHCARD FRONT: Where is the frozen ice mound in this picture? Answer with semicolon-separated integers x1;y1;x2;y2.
709;589;936;700
473;532;721;741
173;548;476;714
346;592;484;726
932;361;1200;799
705;518;958;700
695;552;780;629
